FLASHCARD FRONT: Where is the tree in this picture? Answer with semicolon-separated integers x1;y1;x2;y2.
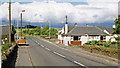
113;15;120;34
35;26;41;35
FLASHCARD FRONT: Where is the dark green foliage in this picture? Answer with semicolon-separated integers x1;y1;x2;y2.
111;41;117;44
103;43;110;47
85;41;110;47
23;25;58;37
25;25;37;28
2;43;12;51
113;15;120;34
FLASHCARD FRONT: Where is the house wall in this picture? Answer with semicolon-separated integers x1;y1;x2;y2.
88;36;100;41
65;24;68;34
58;34;62;40
61;27;65;34
106;36;111;42
63;36;71;46
81;36;88;45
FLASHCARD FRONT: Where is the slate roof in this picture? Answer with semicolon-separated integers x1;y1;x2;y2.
0;25;13;36
99;27;114;34
67;26;108;36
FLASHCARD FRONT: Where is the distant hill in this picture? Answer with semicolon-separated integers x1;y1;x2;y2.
1;20;114;28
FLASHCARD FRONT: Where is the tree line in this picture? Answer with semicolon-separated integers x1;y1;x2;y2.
23;25;58;38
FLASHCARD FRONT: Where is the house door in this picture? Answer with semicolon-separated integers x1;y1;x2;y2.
100;36;103;40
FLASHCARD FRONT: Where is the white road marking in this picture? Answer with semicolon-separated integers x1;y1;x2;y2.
53;52;65;58
74;61;85;67
45;48;50;51
41;45;44;47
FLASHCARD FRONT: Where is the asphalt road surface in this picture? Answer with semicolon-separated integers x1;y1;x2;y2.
15;36;119;68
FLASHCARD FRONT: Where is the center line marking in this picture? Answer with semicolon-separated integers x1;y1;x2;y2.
45;48;50;51
53;52;65;58
74;61;85;67
41;45;44;47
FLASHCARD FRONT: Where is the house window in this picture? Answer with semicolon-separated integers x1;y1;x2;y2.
74;36;78;41
100;36;106;41
78;36;81;40
103;36;106;40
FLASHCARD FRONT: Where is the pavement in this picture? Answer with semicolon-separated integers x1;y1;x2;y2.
15;36;119;68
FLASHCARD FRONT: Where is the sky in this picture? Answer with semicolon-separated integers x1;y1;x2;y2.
0;0;120;24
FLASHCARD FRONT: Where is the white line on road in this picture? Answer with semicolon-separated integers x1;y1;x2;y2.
74;61;85;67
53;52;66;58
45;48;50;51
41;45;44;47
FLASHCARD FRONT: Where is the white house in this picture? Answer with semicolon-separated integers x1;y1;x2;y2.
58;18;117;46
98;26;117;42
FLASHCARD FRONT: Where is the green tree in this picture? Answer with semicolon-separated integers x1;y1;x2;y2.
113;15;120;34
35;26;41;35
50;28;57;37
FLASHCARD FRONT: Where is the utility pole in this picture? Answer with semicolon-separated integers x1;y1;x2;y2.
26;24;27;34
49;22;50;39
20;13;22;37
14;20;15;26
9;0;11;43
41;23;42;36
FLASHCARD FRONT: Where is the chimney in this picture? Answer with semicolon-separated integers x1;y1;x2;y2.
66;16;67;24
74;23;77;27
86;24;88;27
113;25;116;28
65;15;68;34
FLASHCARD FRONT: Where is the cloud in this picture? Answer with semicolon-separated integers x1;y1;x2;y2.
0;1;118;24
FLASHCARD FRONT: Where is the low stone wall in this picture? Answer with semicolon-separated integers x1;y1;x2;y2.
2;43;18;68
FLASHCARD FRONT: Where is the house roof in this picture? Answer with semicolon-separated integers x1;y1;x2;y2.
99;27;114;34
0;25;13;36
67;26;108;36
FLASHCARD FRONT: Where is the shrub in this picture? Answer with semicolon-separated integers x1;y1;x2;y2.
85;41;91;45
85;41;110;47
103;43;110;47
2;43;12;51
111;41;117;44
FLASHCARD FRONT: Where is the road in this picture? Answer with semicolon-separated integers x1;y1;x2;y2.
15;36;118;68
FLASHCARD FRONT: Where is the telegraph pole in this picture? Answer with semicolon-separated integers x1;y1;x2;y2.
20;13;22;37
9;0;11;43
49;22;50;39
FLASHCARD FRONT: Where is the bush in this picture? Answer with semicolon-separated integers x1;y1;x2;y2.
85;41;110;47
2;43;12;51
111;41;117;44
103;43;110;47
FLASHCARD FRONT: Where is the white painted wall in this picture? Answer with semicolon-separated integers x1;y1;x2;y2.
65;24;68;34
63;36;71;46
81;36;88;45
58;34;63;40
88;36;100;41
106;36;111;42
62;27;64;34
106;35;117;42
